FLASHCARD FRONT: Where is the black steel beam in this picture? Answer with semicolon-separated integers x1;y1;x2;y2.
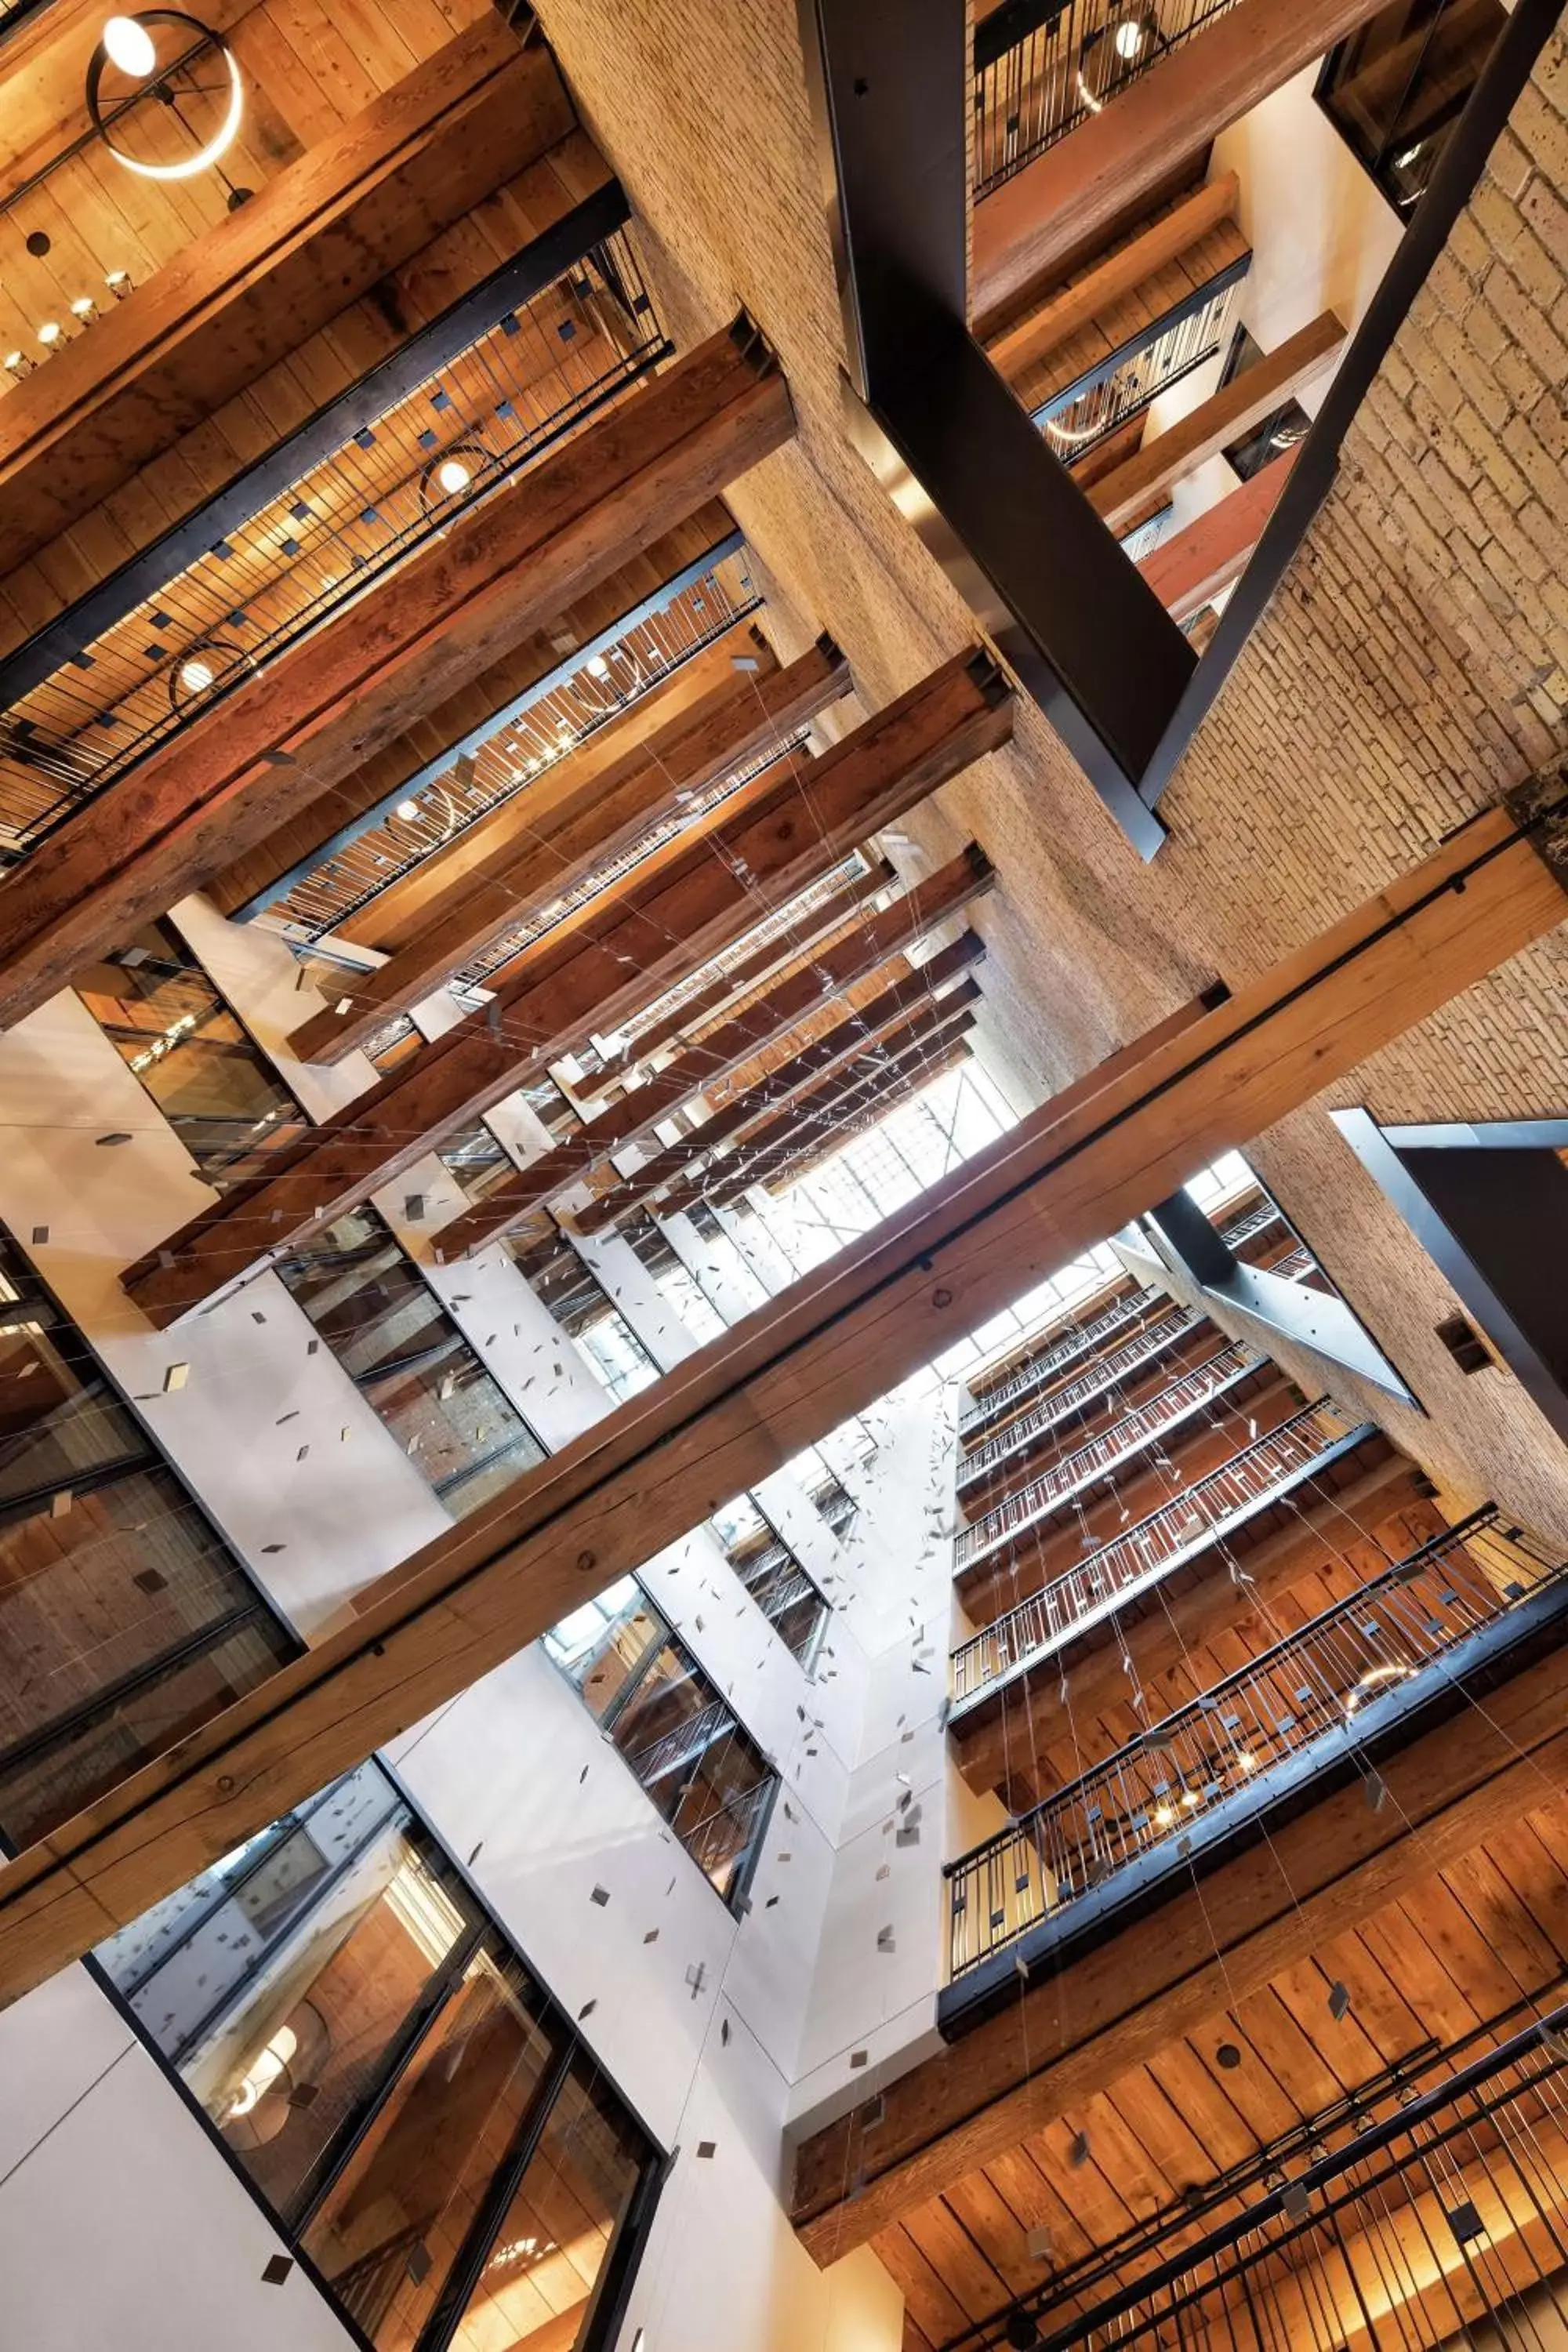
797;0;1194;857
0;179;633;717
1333;1108;1568;1445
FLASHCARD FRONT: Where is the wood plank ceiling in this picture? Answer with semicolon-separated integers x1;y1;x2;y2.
880;1797;1568;2350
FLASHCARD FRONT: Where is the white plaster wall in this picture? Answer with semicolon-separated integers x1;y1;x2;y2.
0;1969;354;2352
0;989;450;1639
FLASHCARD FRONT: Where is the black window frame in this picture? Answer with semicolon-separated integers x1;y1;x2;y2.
0;1224;299;1855
91;1758;668;2352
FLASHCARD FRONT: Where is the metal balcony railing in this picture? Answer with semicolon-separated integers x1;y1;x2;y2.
953;1338;1269;1569
957;1305;1204;1486
0;213;668;863
1216;1196;1286;1250
945;1508;1561;1981
450;727;808;989
952;1400;1367;1701
973;0;1247;198
960;1286;1162;1432
256;536;761;938
1034;257;1250;468
945;1984;1568;2352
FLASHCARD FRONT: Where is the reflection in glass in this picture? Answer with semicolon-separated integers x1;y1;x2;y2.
76;921;309;1184
0;1232;294;1849
1316;0;1504;210
97;1763;659;2352
274;1207;545;1519
449;2060;646;2351
305;1953;558;2349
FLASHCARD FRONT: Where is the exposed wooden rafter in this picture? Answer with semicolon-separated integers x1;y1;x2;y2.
289;637;854;1064
120;653;1012;1323
0;321;796;1029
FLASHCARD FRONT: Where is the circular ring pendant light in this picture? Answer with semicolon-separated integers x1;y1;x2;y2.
87;11;244;182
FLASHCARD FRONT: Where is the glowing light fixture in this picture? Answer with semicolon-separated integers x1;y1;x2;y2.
103;11;157;73
586;653;611;680
396;798;421;822
105;267;132;297
1113;18;1145;57
435;456;472;496
37;321;62;347
90;14;245;182
180;657;215;692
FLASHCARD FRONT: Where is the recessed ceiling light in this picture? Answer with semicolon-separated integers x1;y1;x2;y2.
103;13;157;74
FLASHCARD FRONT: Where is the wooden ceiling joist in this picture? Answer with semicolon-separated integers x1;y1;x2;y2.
1091;314;1344;534
571;857;898;1097
0;14;580;570
1138;451;1300;621
652;986;985;1219
439;844;995;1254
572;931;987;1236
0;321;796;1030
985;174;1242;383
213;508;746;929
289;637;854;1065
0;793;1561;2013
120;653;1012;1323
971;0;1394;326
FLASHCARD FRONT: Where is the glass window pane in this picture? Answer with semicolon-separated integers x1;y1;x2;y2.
0;1463;293;1846
438;1120;517;1204
0;1240;146;1504
187;1822;474;2223
448;2060;646;2352
275;1208;545;1519
303;1951;558;2351
75;922;310;1185
504;1225;659;1404
546;1580;666;1721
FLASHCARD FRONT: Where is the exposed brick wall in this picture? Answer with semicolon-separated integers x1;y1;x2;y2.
530;0;1568;1532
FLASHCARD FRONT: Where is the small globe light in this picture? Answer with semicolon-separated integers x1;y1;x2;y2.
435;457;471;496
586;654;611;680
1113;18;1145;57
396;798;420;822
103;13;158;75
180;658;215;693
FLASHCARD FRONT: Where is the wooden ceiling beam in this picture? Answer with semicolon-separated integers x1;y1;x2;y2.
1138;452;1300;621
792;1635;1568;2258
289;637;853;1065
0;321;795;1030
572;858;898;1098
985;173;1241;383
0;792;1561;2011
572;932;987;1236
120;654;1011;1323
1091;314;1344;534
440;844;995;1254
972;0;1393;325
0;16;581;571
664;989;985;1217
